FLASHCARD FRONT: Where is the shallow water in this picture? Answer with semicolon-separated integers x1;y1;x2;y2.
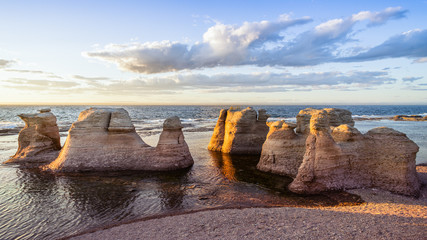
0;132;363;240
0;105;426;239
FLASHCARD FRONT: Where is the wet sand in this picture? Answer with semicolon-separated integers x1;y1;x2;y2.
67;166;427;240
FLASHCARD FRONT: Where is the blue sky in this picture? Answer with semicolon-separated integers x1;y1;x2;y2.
1;0;426;105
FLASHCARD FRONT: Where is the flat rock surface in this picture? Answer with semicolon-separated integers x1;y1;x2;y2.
69;166;427;240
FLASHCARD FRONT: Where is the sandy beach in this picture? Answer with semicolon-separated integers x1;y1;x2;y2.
67;166;427;240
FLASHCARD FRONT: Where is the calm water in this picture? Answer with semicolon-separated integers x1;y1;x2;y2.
0;105;426;239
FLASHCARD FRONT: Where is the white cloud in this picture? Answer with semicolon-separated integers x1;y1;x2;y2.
85;15;313;73
84;7;411;74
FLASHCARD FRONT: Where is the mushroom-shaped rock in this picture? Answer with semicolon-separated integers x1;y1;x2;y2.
44;108;193;172
288;112;420;196
5;109;61;166
208;107;270;154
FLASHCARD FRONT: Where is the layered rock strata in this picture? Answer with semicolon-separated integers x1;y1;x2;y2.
5;109;61;165
296;108;354;134
288;111;420;196
208;107;270;154
256;121;305;177
44;108;193;172
257;108;354;177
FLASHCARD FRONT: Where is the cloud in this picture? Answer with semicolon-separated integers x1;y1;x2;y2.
3;78;79;90
402;76;423;82
70;70;397;94
1;70;396;95
5;69;63;79
414;57;427;63
351;7;407;26
0;59;14;68
84;7;409;74
72;75;110;81
341;29;427;62
85;15;312;73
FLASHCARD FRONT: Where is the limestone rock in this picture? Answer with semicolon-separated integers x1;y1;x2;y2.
289;112;420;196
44;108;193;172
257;108;354;178
257;120;305;177
208;107;270;154
296;108;354;134
207;109;227;152
5;109;61;165
155;116;193;169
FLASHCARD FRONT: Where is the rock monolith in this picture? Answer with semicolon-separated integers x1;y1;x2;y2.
5;109;61;166
257;108;354;177
208;107;270;154
44;108;193;172
257;121;305;177
288;111;420;196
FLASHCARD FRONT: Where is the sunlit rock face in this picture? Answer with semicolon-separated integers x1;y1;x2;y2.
296;108;354;134
393;115;427;121
289;111;420;196
208;107;270;154
44;108;193;172
5;109;61;165
257;108;354;178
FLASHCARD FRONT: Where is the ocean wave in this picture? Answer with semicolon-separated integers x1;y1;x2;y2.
268;117;297;122
0;122;22;130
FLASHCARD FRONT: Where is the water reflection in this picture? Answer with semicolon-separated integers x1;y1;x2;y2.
209;151;293;192
60;174;139;221
209;152;237;181
156;170;190;210
0;153;363;240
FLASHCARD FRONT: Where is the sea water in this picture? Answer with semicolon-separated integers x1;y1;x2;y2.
0;105;426;239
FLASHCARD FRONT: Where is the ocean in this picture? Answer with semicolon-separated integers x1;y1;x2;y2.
0;105;426;239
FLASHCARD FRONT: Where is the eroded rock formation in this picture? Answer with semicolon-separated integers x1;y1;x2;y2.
208;107;270;154
296;108;354;134
5;109;61;165
44;108;193;172
257;121;305;177
288;111;420;196
257;108;354;177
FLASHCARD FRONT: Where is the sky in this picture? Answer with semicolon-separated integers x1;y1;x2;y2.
1;0;427;105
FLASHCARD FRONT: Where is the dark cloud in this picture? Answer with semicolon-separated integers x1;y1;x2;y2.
84;7;411;74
